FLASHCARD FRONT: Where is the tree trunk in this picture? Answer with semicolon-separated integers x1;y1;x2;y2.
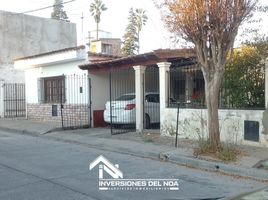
96;22;99;40
203;71;223;149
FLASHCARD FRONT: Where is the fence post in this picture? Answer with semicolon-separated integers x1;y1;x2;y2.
0;81;4;118
265;57;268;109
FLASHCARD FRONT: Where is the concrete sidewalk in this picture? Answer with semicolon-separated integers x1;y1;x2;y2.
0;118;61;135
0;118;268;181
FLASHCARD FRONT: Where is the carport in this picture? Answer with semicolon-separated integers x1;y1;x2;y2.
79;49;196;133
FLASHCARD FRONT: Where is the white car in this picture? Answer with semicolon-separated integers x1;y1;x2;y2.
103;93;160;128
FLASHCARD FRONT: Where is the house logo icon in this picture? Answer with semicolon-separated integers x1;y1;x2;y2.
89;155;123;179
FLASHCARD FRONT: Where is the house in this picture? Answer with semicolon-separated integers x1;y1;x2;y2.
14;45;119;129
79;49;268;147
14;45;268;147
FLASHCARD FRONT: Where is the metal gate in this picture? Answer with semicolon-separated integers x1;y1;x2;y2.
60;74;91;129
108;66;160;134
3;83;26;118
144;66;160;129
109;67;136;134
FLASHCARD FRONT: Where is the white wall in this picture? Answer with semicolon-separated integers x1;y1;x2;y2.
90;72;110;112
25;60;87;104
161;108;268;147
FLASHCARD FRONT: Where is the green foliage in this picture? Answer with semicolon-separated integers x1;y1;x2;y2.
89;0;107;24
51;0;69;22
221;43;267;109
122;8;148;56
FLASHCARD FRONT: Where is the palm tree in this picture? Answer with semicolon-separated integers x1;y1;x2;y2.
134;8;148;53
89;0;107;40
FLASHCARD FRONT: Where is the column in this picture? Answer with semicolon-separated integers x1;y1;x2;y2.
157;62;171;125
133;66;146;132
265;57;268;109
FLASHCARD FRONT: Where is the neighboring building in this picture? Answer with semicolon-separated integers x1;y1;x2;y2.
14;46;119;128
88;30;121;56
89;38;122;56
0;10;77;83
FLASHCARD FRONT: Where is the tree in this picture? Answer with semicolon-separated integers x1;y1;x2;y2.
89;0;107;40
222;45;265;109
159;0;256;149
134;9;148;53
122;8;139;56
122;8;148;56
51;0;69;22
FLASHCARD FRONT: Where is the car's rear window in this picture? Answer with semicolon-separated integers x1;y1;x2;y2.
116;95;135;101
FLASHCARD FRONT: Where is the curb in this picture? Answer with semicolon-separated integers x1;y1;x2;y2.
160;151;268;181
0;126;58;136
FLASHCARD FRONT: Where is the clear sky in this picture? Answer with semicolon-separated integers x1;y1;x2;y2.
1;0;268;53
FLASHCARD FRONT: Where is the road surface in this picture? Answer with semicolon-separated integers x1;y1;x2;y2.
0;130;265;200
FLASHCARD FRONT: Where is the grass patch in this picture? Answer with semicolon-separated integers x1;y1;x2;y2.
143;137;154;143
193;139;239;162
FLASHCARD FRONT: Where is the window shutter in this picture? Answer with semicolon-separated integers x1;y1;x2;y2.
37;78;44;103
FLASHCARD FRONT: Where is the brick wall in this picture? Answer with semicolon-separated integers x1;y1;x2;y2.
27;103;62;122
27;104;90;127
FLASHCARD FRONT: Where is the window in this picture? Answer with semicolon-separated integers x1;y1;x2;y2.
101;43;112;54
43;76;65;103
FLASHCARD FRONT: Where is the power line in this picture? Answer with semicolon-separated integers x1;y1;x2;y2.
19;0;76;14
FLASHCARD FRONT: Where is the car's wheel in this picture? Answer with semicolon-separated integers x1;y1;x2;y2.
145;114;151;129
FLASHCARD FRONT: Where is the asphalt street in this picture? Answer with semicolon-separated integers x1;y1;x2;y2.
0;130;266;200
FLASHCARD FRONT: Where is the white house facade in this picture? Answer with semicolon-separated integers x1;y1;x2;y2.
14;46;118;128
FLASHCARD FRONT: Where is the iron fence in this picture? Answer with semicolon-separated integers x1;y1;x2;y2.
3;83;26;117
60;74;91;129
168;65;265;110
168;66;205;108
109;67;136;134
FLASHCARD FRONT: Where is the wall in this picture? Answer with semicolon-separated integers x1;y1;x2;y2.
25;60;86;104
0;10;77;83
25;59;89;122
161;108;268;147
24;59;112;127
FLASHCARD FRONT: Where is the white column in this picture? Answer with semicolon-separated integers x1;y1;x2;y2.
265;57;268;109
133;66;146;132
157;62;171;126
0;81;4;118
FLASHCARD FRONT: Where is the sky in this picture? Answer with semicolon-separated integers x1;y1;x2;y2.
0;0;172;53
1;0;268;53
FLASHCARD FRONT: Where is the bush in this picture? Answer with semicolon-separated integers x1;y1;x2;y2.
217;144;238;162
194;139;239;162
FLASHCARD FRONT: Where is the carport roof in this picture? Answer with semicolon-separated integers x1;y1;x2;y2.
79;49;196;71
